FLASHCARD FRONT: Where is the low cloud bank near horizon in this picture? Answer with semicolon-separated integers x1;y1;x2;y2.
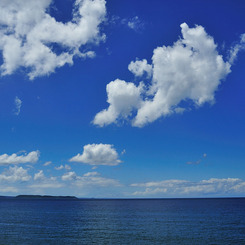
131;178;245;197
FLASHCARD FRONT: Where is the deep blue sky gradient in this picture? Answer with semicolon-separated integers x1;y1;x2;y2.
0;0;244;197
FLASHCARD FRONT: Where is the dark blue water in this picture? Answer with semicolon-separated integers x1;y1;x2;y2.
0;198;245;244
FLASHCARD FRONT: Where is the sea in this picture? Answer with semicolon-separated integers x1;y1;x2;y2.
0;197;245;244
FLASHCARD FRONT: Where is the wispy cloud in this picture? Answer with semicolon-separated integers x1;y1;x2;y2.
228;33;245;64
122;16;145;32
55;164;71;170
14;96;22;116
62;171;121;187
109;15;145;33
0;186;18;193
186;153;207;165
43;161;52;166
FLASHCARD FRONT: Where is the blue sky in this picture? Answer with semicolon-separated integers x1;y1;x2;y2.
0;0;245;197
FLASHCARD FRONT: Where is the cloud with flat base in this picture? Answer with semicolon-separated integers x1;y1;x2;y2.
0;151;40;166
69;143;122;166
93;23;236;127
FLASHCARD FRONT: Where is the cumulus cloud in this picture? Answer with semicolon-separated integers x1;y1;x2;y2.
128;59;152;78
131;178;245;196
14;96;22;116
0;166;31;182
93;23;231;127
62;171;120;187
0;0;106;79
0;150;40;166
62;171;77;181
93;80;143;126
69;143;122;166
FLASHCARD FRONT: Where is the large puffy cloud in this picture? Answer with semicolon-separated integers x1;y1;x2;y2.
131;178;245;196
0;151;40;166
69;143;122;166
0;0;106;79
93;23;231;127
0;166;31;182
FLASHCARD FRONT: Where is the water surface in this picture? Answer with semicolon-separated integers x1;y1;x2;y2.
0;198;245;244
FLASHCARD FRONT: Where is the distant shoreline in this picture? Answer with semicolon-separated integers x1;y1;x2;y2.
14;195;78;199
0;195;245;200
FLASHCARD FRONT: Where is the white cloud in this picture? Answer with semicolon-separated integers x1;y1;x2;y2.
131;178;245;196
127;16;144;32
14;96;22;116
128;59;152;78
0;166;31;182
69;143;122;166
93;23;231;127
43;161;52;166
31;170;63;189
55;164;71;170
0;150;40;166
0;0;106;79
119;16;144;32
76;174;120;187
93;79;143;126
83;171;99;177
62;171;77;181
62;171;120;187
34;170;45;181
